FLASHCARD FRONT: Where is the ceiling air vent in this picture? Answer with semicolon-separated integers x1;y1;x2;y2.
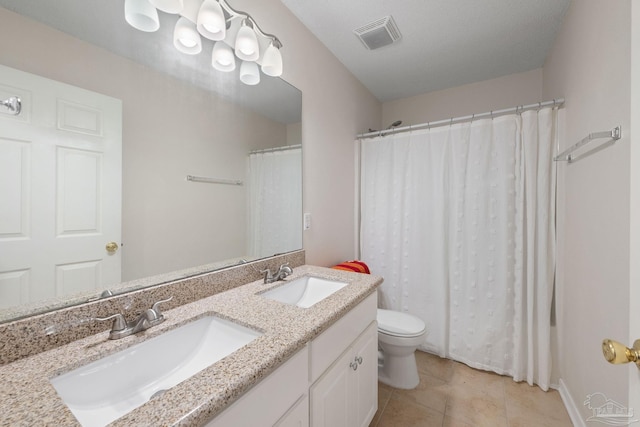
353;15;401;50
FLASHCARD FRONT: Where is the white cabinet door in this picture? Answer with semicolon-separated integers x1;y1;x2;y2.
310;348;352;427
351;322;378;427
310;321;378;427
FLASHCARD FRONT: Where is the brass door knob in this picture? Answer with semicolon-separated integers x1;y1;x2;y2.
105;242;119;253
602;339;640;367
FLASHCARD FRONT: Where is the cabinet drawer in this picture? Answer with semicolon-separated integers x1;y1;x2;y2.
309;291;376;383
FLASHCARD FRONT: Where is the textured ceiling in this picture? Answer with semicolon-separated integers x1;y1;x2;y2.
281;0;570;102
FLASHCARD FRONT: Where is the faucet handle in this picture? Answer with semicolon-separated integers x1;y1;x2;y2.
261;268;274;283
278;263;293;276
94;313;127;332
151;296;173;318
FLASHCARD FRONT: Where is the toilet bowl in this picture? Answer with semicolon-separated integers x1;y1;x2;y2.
377;309;427;389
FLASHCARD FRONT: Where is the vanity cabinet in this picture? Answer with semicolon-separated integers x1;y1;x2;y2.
205;291;377;427
309;292;377;427
310;322;377;427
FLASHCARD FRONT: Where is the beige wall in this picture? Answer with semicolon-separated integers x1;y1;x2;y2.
231;0;382;267
543;0;632;422
0;8;288;281
382;68;542;126
286;122;302;146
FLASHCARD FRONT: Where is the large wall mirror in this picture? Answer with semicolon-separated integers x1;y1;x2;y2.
0;0;302;322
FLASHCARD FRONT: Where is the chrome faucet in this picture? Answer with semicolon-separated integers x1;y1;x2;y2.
95;296;173;340
261;263;293;284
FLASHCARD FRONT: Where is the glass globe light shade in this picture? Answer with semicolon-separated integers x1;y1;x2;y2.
234;21;259;61
197;0;226;41
173;16;202;55
240;60;260;85
212;42;236;72
261;42;283;77
125;0;160;32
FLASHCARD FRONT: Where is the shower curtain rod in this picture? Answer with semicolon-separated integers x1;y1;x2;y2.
356;98;565;140
249;144;301;155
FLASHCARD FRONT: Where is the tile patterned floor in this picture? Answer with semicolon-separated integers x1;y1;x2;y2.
370;351;573;427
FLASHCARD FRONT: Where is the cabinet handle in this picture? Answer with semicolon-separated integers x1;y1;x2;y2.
349;355;363;371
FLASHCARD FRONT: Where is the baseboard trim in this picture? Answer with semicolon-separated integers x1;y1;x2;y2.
558;379;586;427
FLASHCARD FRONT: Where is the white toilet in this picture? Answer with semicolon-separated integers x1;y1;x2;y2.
377;309;427;389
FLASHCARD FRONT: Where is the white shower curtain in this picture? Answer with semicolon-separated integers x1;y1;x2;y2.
247;148;302;258
360;108;557;389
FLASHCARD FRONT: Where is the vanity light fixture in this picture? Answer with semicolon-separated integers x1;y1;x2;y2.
239;60;260;86
173;16;202;54
212;41;236;71
261;41;283;77
124;0;283;84
235;19;260;61
124;0;160;32
197;0;226;40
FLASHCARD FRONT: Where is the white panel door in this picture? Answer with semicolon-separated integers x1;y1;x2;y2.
0;65;122;308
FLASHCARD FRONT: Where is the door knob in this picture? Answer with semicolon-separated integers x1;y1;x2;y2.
105;241;119;253
602;339;640;367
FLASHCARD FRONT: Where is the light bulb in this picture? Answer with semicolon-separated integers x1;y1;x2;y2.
197;0;226;41
240;60;260;85
261;42;283;77
173;17;202;55
212;42;236;72
234;21;259;61
124;0;160;32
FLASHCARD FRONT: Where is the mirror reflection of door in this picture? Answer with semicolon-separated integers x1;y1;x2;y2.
0;65;122;308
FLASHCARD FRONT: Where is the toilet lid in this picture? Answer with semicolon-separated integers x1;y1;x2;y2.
377;309;426;337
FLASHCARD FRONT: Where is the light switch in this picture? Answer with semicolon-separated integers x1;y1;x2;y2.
303;213;311;230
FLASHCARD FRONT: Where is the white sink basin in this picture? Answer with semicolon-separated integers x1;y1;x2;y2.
50;316;262;427
260;276;348;308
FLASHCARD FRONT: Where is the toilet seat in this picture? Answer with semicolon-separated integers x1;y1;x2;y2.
377;309;426;338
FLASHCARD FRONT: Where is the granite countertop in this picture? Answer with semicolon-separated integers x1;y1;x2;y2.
0;265;382;426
